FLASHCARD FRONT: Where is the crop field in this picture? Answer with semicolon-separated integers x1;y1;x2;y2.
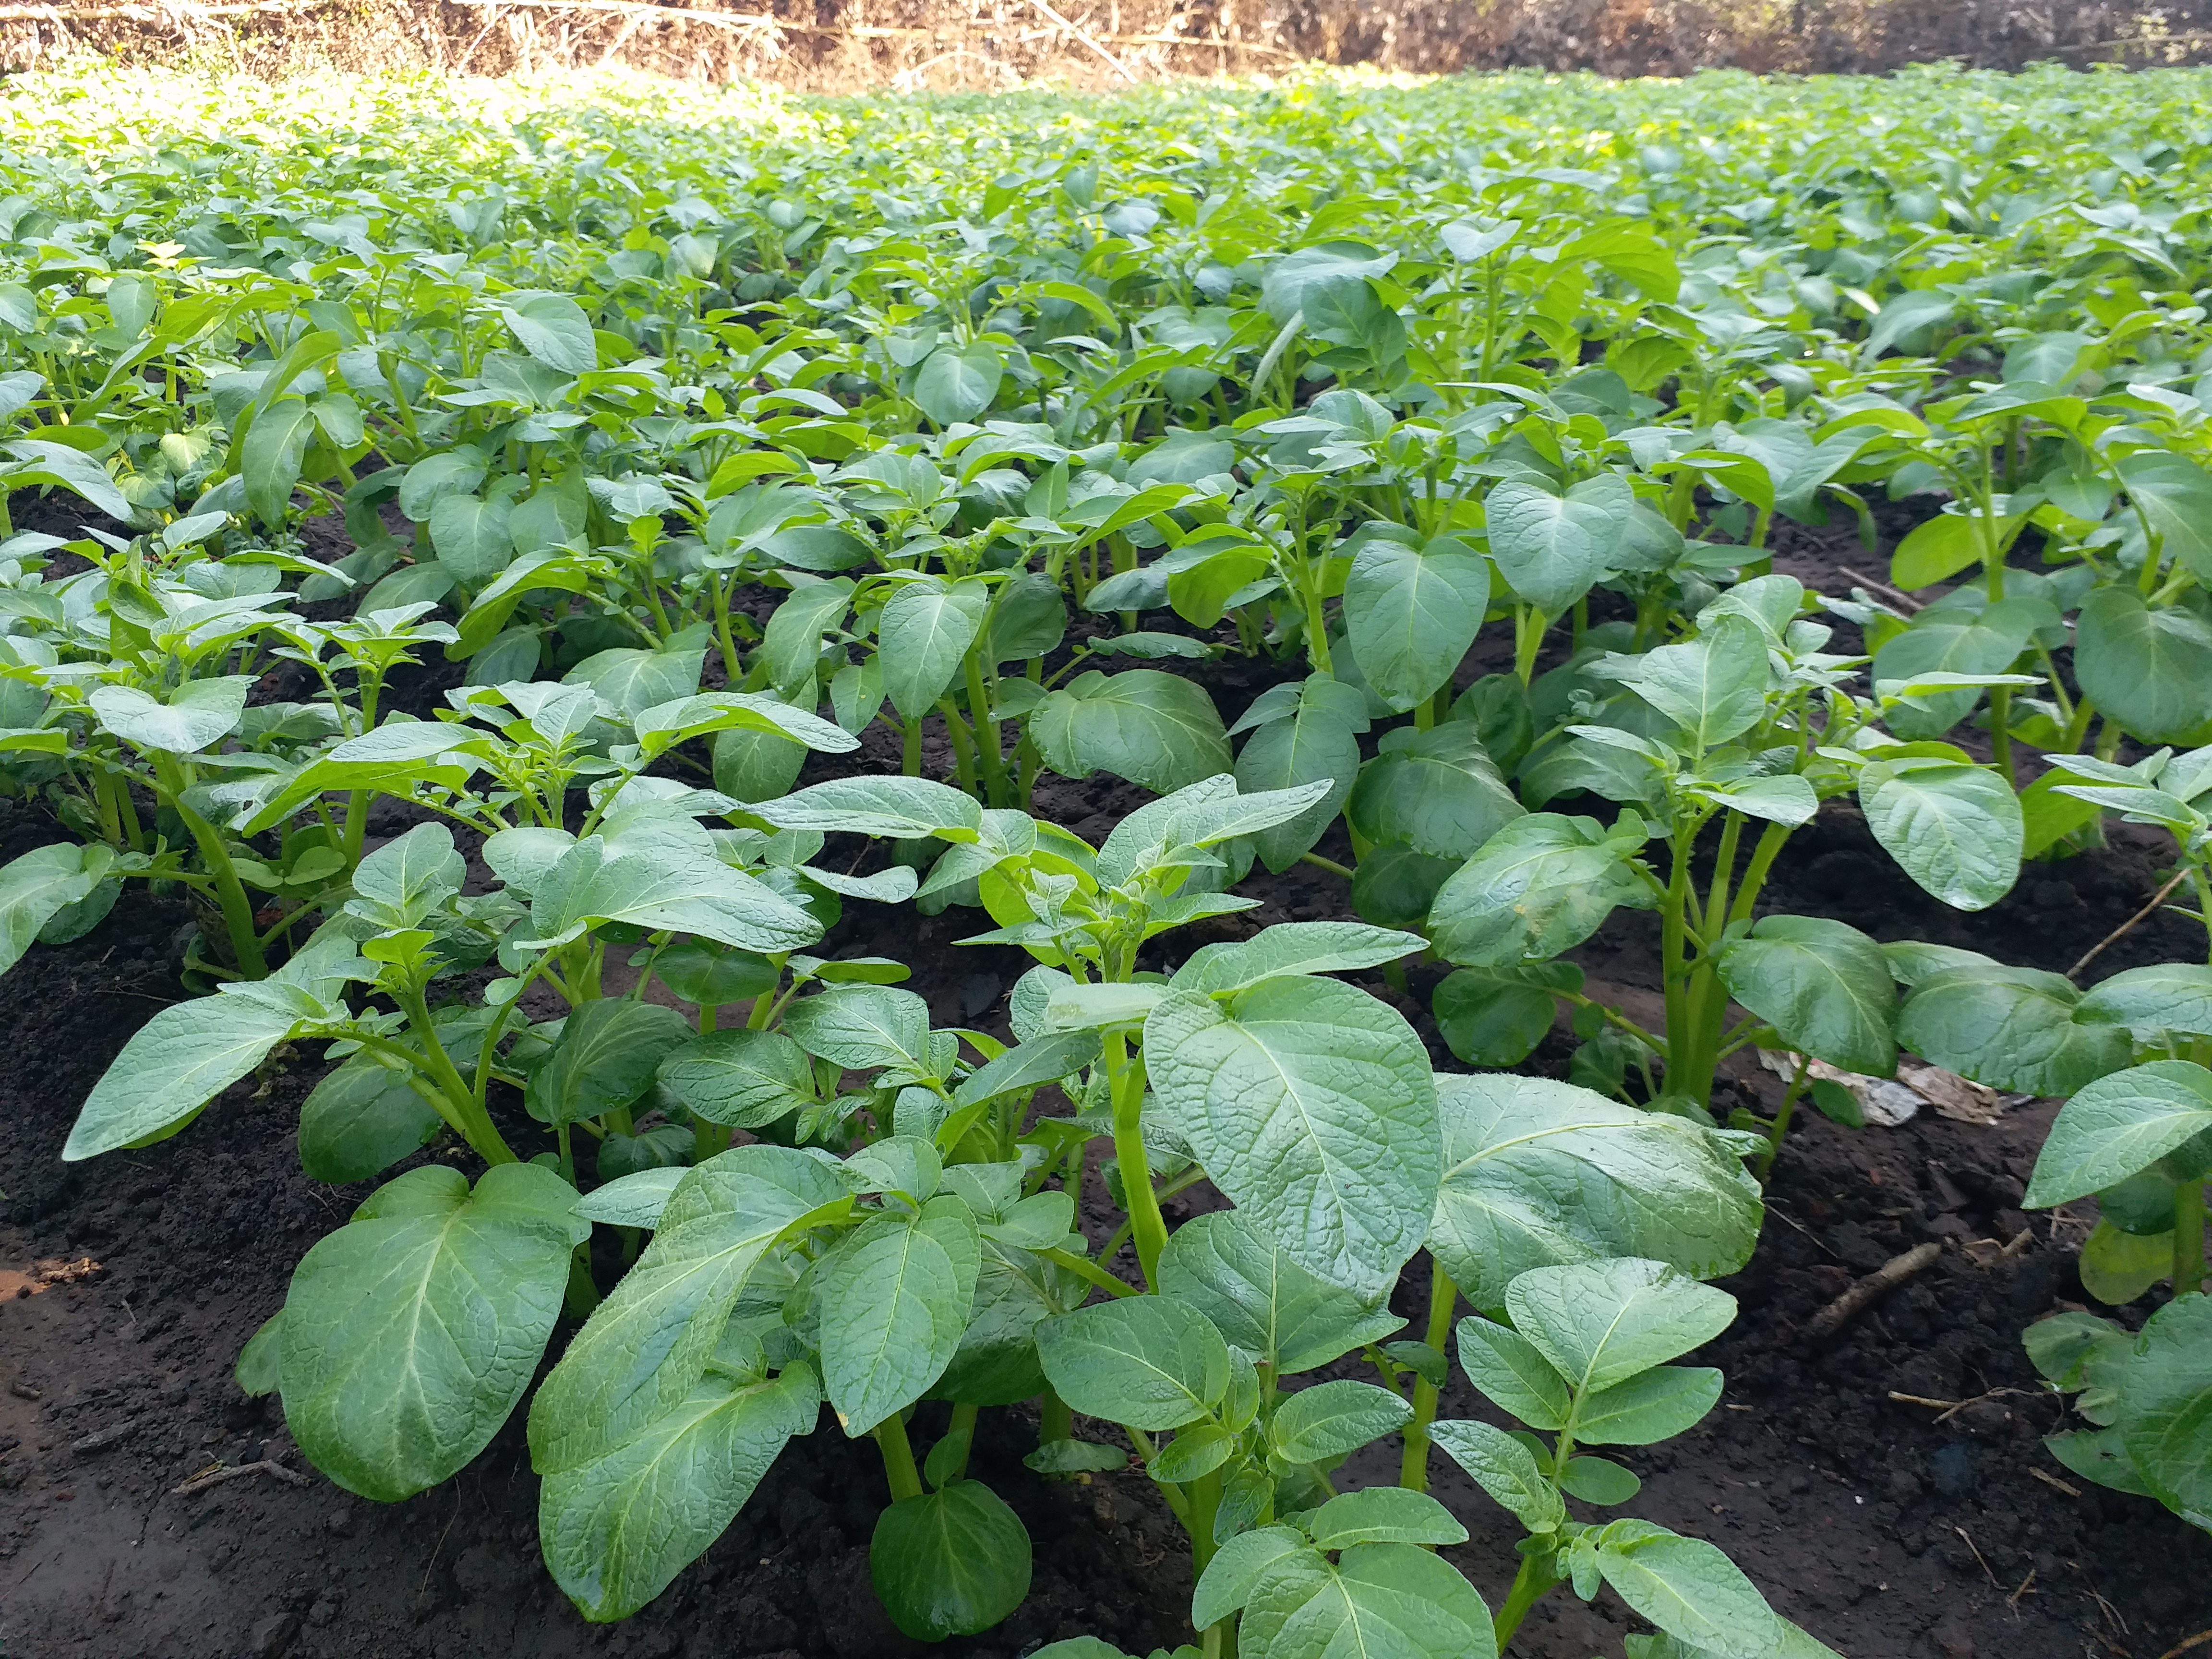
1;56;2212;1659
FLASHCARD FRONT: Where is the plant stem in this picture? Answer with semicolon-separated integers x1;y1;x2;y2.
1298;852;1354;879
965;652;1009;805
2176;1178;2206;1297
1041;1246;1138;1298
1105;1027;1168;1290
1755;1050;1812;1186
168;790;268;978
1039;1389;1074;1447
875;1414;925;1503
902;716;923;777
1398;1259;1457;1493
1491;1546;1563;1651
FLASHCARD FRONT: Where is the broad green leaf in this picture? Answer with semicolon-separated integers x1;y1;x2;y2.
2080;965;2212;1039
297;1059;443;1184
1303;1486;1467;1549
236;1311;284;1396
1170;920;1425;996
782;983;932;1073
1427;1074;1762;1309
870;1481;1032;1641
2027;1062;2212;1207
1240;1541;1496;1659
351;822;466;925
1506;1259;1736;1395
1035;1294;1231;1431
913;344;1004;426
1343;535;1490;712
241;395;318;525
1595;1523;1782;1659
879;580;987;720
1146;977;1440;1300
657;1029;814;1129
5;437;132;521
1858;757;2021;911
527;999;695;1126
1898;965;2130;1097
498;292;598;373
2074;588;2212;744
90;676;252;755
1717;915;1897;1075
1429;1419;1566;1533
1431;962;1575;1068
1192;1527;1311;1630
633;689;856;761
823;1198;980;1434
0;843;107;979
525;834;823;955
649;939;781;1009
950;1028;1102;1107
1346;724;1525;862
1486;473;1634;615
1559;1454;1642;1504
1888;512;1981;590
1428;814;1649;967
530;1146;848;1470
1032;669;1232;795
935;1232;1082;1407
2046;1425;2156;1497
283;1163;586;1502
1269;1379;1413;1462
2080;1219;2174;1305
1455;1316;1570;1429
752;775;984;840
2118;1292;2212;1517
2116;449;2212;584
1872;600;2038;739
1233;695;1361;873
540;1361;819;1622
1617;617;1768;749
64;991;302;1159
1157;1210;1404;1377
429;491;513;584
574;1166;689;1229
1574;1365;1725;1445
761;577;853;696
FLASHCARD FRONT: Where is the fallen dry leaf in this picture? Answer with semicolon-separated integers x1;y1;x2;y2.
1757;1052;2012;1128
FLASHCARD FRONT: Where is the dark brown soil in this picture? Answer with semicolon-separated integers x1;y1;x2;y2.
3;513;2210;1659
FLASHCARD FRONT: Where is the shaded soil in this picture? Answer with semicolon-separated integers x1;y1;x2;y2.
2;503;2209;1659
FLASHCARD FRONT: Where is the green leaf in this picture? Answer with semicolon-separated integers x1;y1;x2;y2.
2026;1062;2212;1207
283;1163;586;1501
1426;1074;1762;1310
1192;1526;1312;1630
870;1479;1032;1641
527;999;695;1127
2074;588;2212;744
1573;1365;1725;1445
1303;1486;1468;1549
879;581;988;720
1888;512;1981;590
2046;1425;2156;1497
1171;920;1426;996
351;822;466;925
1342;535;1490;712
1617;617;1769;749
1269;1379;1413;1462
242;395;318;525
1455;1316;1570;1429
823;1198;980;1435
657;1029;814;1129
2079;1220;2172;1305
1717;915;1897;1075
1035;1294;1231;1431
540;1361;819;1622
575;1167;688;1230
1428;814;1649;968
4;437;132;521
782;983;933;1074
2119;1292;2212;1516
1429;1419;1567;1533
979;572;1067;664
1032;669;1232;795
498;292;598;373
530;1146;848;1469
1232;695;1361;873
1898;965;2130;1098
297;1059;443;1184
1858;757;2021;911
913;343;1004;426
89;676;252;755
1240;1541;1497;1659
1486;474;1634;615
753;775;985;840
1506;1259;1736;1395
2082;965;2212;1040
1593;1524;1782;1659
236;1311;284;1397
1346;724;1525;863
2116;449;2212;584
0;843;107;979
64;991;302;1159
1150;1421;1236;1482
1157;1210;1404;1377
526;833;824;956
1145;977;1440;1300
1559;1454;1643;1504
429;492;514;585
1024;1439;1127;1474
1431;963;1573;1068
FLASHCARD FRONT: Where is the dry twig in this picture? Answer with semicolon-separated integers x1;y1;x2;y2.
2069;868;2192;980
170;1458;309;1496
1955;1525;2000;1588
2030;1466;2082;1498
1805;1241;1941;1339
2160;1631;2212;1659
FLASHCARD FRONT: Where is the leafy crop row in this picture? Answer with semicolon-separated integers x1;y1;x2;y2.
6;58;2212;1655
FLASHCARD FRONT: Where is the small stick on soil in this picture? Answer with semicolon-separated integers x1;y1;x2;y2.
2030;1466;2082;1498
1887;1391;1959;1410
2008;1568;2037;1613
1955;1525;2000;1588
1805;1241;1942;1340
2159;1630;2212;1659
170;1459;309;1497
2068;868;2191;981
1839;566;1923;611
70;1420;138;1455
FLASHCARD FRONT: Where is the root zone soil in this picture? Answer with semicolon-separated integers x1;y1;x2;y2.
4;527;2212;1659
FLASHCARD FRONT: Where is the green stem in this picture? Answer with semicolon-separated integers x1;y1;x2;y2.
171;794;268;979
1106;1027;1169;1290
1491;1546;1563;1651
1514;605;1548;685
1298;852;1354;880
1755;1050;1811;1185
875;1414;925;1503
964;652;1009;806
938;696;979;795
1041;1246;1138;1298
902;715;923;777
1039;1389;1074;1447
2176;1178;2206;1298
395;984;516;1164
1398;1259;1456;1493
939;1402;979;1485
564;1250;601;1320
